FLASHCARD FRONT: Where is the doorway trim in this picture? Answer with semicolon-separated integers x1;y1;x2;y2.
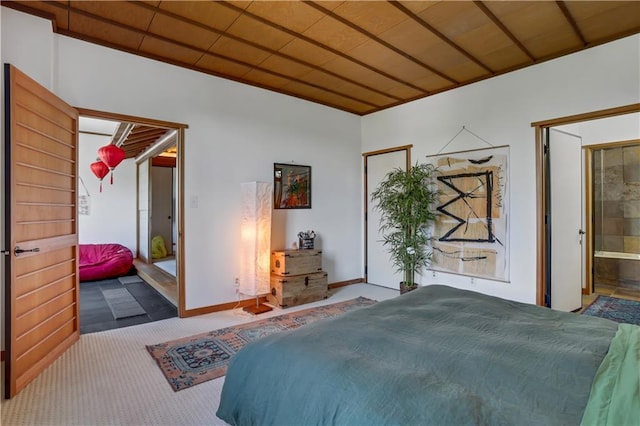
76;108;188;317
362;145;412;283
531;103;640;306
584;138;640;295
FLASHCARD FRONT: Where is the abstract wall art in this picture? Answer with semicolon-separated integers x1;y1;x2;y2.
427;146;509;282
274;163;311;209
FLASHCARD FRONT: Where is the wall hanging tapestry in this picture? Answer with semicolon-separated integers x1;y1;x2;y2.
428;145;509;282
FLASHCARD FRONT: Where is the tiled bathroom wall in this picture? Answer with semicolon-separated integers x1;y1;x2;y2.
593;144;640;289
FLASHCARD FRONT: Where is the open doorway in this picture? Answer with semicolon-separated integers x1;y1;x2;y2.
136;133;180;306
533;104;640;310
77;110;187;332
585;140;640;302
362;145;412;288
151;146;177;277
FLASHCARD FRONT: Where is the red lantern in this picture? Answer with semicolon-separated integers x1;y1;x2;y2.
90;160;109;192
98;144;126;184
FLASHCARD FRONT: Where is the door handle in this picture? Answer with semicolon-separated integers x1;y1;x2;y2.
14;247;40;256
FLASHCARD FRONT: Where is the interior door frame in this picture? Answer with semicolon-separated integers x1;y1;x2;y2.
546;127;584;311
584;138;640;294
362;145;412;283
150;162;175;256
532;103;640;306
76;108;188;317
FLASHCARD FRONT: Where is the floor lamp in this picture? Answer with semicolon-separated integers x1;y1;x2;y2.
240;181;273;315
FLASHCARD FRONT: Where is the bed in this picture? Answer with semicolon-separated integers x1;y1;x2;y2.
79;243;134;282
216;285;639;425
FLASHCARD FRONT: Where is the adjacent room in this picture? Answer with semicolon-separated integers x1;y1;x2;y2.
77;115;179;334
1;1;639;424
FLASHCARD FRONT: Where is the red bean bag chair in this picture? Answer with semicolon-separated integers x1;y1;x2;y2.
79;244;134;282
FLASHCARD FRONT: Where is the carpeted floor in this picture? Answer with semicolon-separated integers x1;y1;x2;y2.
4;283;635;425
581;295;640;325
80;276;177;334
0;284;399;426
147;297;377;391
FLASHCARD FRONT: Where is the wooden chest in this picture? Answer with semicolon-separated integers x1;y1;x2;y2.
269;249;328;308
271;249;322;276
267;272;328;308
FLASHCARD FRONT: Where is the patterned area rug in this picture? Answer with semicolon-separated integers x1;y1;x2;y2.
582;296;640;326
147;297;377;391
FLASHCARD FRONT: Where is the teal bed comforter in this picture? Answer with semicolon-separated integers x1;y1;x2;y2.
217;285;636;425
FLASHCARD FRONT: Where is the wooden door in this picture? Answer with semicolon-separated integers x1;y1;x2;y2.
151;166;174;256
4;64;79;398
364;146;411;288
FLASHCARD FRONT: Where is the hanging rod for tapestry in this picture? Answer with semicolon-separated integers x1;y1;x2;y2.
435;125;495;155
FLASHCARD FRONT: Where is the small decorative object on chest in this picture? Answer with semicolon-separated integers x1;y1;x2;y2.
297;230;316;250
268;249;328;308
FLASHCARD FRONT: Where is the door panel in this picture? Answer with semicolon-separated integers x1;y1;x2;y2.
16;291;75;336
365;149;409;289
151;166;174;256
138;160;150;262
4;64;80;398
549;129;583;312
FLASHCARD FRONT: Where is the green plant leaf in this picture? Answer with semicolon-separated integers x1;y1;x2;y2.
370;162;440;285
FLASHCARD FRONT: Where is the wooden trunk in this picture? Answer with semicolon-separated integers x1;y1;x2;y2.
268;272;328;308
271;249;322;276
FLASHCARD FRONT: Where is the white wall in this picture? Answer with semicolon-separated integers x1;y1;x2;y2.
1;8;363;311
78;133;137;254
362;34;640;304
0;7;53;89
577;114;640;146
556;113;640;147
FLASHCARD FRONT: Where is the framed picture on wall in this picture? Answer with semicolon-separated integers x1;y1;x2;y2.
274;163;311;209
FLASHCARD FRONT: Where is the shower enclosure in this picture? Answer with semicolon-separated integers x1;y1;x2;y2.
591;142;640;293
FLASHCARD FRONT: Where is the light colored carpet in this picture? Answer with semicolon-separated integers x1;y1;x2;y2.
1;283;398;425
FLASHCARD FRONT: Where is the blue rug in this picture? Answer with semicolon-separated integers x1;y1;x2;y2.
582;296;640;326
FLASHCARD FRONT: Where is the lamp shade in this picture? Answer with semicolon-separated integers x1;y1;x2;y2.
90;160;110;192
239;181;273;297
98;144;126;184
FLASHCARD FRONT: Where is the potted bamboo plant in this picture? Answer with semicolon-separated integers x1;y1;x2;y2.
370;162;439;294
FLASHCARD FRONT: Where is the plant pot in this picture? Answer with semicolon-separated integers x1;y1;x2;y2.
399;282;418;294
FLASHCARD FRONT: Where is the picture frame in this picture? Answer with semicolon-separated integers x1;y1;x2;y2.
274;163;311;209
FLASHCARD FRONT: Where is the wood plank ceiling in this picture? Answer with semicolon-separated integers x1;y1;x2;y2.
4;1;640;115
112;122;173;159
79;117;174;160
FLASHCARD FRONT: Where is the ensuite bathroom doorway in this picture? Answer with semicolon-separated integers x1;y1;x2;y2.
588;141;640;300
